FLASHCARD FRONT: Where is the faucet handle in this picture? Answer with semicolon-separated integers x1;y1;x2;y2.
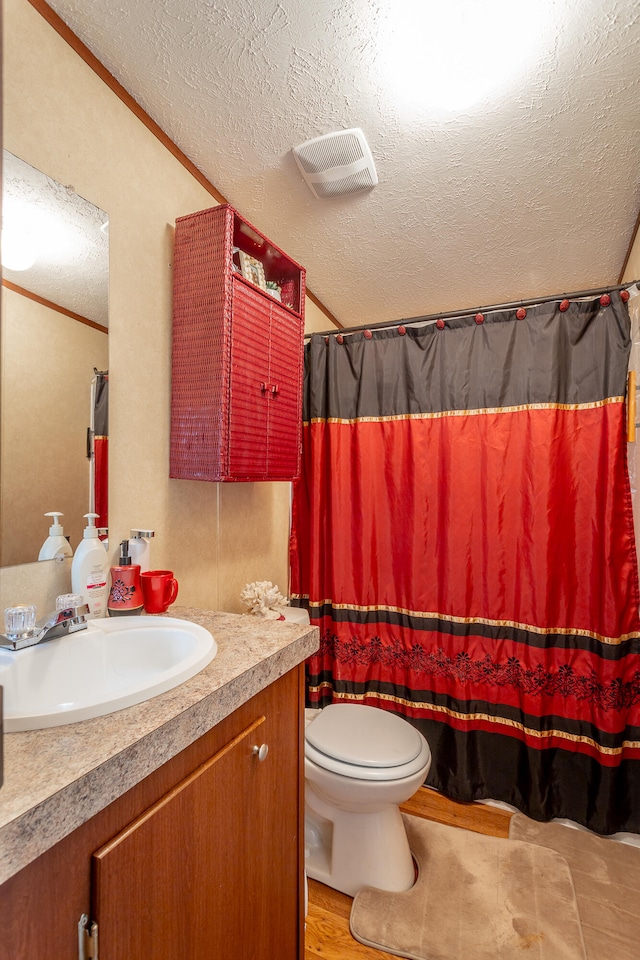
56;593;84;611
3;605;37;639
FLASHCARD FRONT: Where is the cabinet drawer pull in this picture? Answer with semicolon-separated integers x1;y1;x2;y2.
260;382;267;393
271;384;280;396
253;743;269;761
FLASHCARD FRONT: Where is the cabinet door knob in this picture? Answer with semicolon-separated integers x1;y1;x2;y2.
260;382;267;393
253;743;269;761
271;384;280;396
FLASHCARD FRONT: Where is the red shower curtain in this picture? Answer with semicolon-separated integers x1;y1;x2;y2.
290;293;640;835
93;371;109;530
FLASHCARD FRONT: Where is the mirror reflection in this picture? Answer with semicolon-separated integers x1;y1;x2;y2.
0;151;109;566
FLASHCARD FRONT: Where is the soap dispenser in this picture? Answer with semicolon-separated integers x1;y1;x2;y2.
38;511;73;561
71;513;110;618
107;540;143;616
128;528;155;572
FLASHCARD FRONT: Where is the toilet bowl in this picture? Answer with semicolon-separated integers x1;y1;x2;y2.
305;702;431;897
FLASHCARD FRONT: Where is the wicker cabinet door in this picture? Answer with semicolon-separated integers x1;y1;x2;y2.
228;280;271;478
228;279;303;481
267;302;303;479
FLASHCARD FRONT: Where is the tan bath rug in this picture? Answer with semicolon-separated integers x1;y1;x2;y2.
510;813;640;960
350;813;586;960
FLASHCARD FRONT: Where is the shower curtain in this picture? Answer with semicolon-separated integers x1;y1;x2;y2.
290;293;640;835
92;370;109;529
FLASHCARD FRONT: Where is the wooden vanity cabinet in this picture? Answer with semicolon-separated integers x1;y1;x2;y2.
170;203;306;482
0;666;305;960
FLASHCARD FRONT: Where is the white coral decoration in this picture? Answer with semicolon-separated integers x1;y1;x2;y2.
240;581;289;619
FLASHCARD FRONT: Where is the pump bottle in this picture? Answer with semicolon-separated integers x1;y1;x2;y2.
38;511;73;561
128;529;155;572
107;540;143;616
71;513;110;618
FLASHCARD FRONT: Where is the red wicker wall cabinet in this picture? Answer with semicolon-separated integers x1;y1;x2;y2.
170;204;306;481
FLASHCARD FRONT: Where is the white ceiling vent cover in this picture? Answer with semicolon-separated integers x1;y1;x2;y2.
292;128;378;200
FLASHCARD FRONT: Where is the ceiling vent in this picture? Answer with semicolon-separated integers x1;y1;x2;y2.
292;128;378;200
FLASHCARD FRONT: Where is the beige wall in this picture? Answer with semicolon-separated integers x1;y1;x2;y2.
0;0;336;615
0;287;108;565
622;227;640;287
304;298;335;334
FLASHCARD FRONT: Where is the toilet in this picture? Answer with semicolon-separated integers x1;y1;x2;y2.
305;702;431;897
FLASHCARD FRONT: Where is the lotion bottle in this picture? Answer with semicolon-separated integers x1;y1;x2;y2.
71;513;110;618
107;540;143;616
38;511;73;561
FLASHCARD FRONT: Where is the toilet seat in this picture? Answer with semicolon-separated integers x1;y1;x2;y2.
305;703;431;781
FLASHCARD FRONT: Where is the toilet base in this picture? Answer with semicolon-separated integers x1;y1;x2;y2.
305;794;416;897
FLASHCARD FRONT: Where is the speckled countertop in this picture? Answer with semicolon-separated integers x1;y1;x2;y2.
0;607;319;885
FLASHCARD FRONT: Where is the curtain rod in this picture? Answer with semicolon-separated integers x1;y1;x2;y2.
308;280;639;339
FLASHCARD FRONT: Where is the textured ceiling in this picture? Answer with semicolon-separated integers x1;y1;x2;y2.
44;0;640;327
2;151;109;325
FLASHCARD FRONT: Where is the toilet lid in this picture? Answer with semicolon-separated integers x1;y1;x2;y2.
305;703;424;768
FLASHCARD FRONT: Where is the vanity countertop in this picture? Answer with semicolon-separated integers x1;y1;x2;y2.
0;607;319;885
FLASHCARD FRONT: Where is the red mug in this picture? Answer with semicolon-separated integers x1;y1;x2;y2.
141;570;179;614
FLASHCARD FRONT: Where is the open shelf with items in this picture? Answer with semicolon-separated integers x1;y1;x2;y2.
170;204;306;482
231;216;304;314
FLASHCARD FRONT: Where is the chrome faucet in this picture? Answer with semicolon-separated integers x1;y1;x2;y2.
0;603;90;651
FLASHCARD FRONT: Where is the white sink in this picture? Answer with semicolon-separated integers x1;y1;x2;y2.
0;616;217;732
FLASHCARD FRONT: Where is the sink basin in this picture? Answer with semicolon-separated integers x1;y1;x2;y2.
0;616;217;732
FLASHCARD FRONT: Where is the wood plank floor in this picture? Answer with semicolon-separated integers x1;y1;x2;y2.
304;788;513;960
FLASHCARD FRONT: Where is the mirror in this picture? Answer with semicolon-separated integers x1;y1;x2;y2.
0;151;109;566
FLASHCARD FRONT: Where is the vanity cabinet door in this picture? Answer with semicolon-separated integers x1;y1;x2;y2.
92;708;298;960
